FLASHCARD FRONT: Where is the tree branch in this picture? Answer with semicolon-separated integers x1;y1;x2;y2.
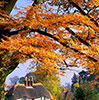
30;29;98;62
0;27;97;62
68;0;99;27
66;27;91;46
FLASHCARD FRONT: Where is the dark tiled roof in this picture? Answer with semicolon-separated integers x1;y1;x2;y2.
6;83;52;99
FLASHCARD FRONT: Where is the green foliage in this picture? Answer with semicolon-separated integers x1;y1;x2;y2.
73;82;99;100
35;73;63;100
0;52;19;100
71;73;79;91
74;87;85;100
72;73;78;84
19;72;63;99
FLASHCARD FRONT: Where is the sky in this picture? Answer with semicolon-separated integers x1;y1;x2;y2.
5;0;83;90
5;59;83;90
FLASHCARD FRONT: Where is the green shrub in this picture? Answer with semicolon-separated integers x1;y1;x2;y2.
73;82;98;100
74;87;85;100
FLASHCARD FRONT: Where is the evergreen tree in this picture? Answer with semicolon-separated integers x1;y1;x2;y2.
71;73;78;91
79;70;88;84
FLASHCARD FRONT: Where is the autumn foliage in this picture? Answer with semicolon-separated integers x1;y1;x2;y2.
0;0;99;88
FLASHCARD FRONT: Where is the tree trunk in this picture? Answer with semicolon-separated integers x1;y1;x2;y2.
0;53;19;100
0;0;17;14
0;1;40;99
0;0;17;99
0;66;13;100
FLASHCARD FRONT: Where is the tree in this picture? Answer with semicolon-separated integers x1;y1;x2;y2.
0;0;99;99
74;81;99;100
32;71;63;100
71;73;79;91
0;0;17;14
0;0;43;99
79;70;99;89
19;73;36;84
19;71;63;100
65;83;71;91
72;73;78;84
0;0;19;99
79;70;89;84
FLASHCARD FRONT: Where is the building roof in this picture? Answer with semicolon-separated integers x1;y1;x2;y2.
6;83;52;99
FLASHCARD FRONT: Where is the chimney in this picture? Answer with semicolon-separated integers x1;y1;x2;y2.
25;77;28;86
31;77;34;86
25;76;34;87
28;76;30;86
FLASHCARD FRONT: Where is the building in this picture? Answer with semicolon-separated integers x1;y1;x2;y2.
6;76;52;100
